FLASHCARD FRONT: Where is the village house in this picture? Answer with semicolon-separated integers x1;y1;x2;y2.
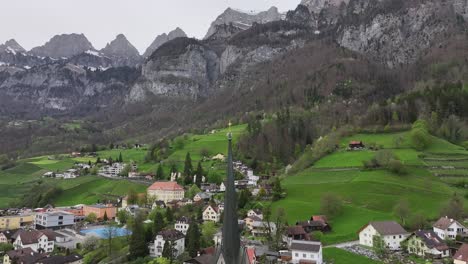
37;253;84;264
0;214;34;230
405;230;450;259
200;183;219;193
245;215;263;230
193;192;213;202
152;200;166;210
0;232;7;243
249;220;276;237
175;216;191;235
12;229;57;253
296;216;332;233
247;209;263;219
83;204;117;220
203;205;221;222
358;221;409;250
35;211;75;230
283;226;310;247
147;181;185;203
290;240;323;264
219;182;226;192
433;216;466;240
454;243;468;264
3;248;46;264
149;229;185;258
0;229;18;244
349;141;365;150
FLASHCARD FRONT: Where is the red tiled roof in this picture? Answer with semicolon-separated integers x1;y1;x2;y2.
312;215;327;223
246;247;256;264
454;243;468;262
148;181;183;191
349;141;363;145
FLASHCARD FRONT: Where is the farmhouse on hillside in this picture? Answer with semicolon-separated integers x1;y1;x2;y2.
358;221;409;250
405;230;450;259
433;216;466;240
147;181;185;203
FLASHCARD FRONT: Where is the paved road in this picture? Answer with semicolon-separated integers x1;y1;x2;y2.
324;240;359;248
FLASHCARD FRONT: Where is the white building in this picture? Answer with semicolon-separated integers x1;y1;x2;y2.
433;216;466;240
35;211;75;230
98;163;128;177
174;216;191;235
219;182;226;192
149;230;185;258
290;240;323;264
12;229;56;253
202;205;221;222
247;209;263;219
359;221;409;250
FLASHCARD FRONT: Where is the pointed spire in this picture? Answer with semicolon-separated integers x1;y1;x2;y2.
220;126;241;263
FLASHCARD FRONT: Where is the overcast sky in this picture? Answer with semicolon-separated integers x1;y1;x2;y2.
0;0;299;54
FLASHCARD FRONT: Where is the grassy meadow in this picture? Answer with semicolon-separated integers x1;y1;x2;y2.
273;132;468;245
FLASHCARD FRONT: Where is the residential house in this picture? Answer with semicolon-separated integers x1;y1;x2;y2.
98;163;130;177
454;243;468;264
201;183;218;193
183;254;214;264
193;192;213;202
175;216;191;235
0;232;7;243
35;211;75;230
12;229;57;253
245;215;263;230
283;226;310;247
219;182;226;192
0;214;34;230
149;229;185;258
147;181;185;203
433;216;466;240
296;220;331;233
123;205;140;217
203;205;221;222
250;220;276;237
349;141;365;150
37;253;84;264
247;209;263;219
152;200;166;210
83;204;117;220
290;240;323;264
358;221;409;250
3;248;46;264
406;230;449;259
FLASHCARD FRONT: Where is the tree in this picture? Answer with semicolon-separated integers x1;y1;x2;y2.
272;177;284;201
195;161;204;187
409;213;428;230
117;210;129;224
440;193;465;220
127;188;138;205
129;213;148;259
201;222;217;247
186;184;202;199
82;236;99;251
373;235;388;258
118;152;123;163
238;189;252;209
183;152;193;185
153;212;165;237
186;221;201;257
258;187;267;198
320;193;343;218
96;157;101;164
388;159;406;175
103;224;118;256
0;243;13;254
375;150;396;167
410;120;432;150
393;200;410;225
85;213;97;223
156;164;164;180
166;207;174;223
103;211;109;222
119;164;131;177
162;240;176;263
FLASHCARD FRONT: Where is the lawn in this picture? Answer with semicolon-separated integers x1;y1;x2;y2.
341;132;410;149
50;176;147;206
323;248;382;264
274;132;463;245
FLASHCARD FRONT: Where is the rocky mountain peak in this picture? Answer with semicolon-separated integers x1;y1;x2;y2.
29;33;94;58
300;0;349;14
143;28;187;58
204;6;283;39
100;34;140;58
1;39;26;53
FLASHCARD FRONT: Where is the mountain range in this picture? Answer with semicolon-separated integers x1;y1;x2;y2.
0;0;468;155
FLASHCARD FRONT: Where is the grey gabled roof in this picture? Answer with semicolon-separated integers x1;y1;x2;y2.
368;221;408;236
290;240;321;252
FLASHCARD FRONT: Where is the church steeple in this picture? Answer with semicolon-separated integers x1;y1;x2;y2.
214;127;247;264
221;130;241;262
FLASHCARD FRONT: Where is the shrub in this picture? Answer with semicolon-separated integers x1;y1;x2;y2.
388;159;406;175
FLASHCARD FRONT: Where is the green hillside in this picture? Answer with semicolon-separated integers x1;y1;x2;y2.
273;132;468;245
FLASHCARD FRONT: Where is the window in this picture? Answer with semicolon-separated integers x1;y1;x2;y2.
295;253;298;257
303;254;306;258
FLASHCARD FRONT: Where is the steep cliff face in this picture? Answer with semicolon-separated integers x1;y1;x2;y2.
129;38;220;101
204;7;283;39
336;0;462;67
0;62;138;114
29;34;94;58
